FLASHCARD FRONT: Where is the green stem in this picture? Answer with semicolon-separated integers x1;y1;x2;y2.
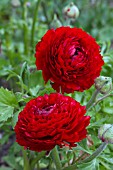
51;146;62;170
31;0;41;49
62;142;107;170
86;81;110;111
48;159;53;170
86;89;99;110
90;93;113;109
62;164;77;170
81;142;107;163
22;0;28;55
31;151;46;169
36;161;40;170
65;18;71;26
41;1;50;28
75;152;86;163
22;147;31;170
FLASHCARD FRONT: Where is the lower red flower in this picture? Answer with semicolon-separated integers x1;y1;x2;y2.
14;93;90;152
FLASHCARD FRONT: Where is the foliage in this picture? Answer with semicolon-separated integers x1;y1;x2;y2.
0;0;113;169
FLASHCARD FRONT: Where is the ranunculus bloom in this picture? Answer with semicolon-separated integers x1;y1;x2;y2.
35;26;104;93
15;93;90;152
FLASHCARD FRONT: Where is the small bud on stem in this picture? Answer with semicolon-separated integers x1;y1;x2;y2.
95;76;112;94
63;2;79;22
98;124;113;144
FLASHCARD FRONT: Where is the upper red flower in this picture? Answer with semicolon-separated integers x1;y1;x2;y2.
14;93;90;152
35;26;104;93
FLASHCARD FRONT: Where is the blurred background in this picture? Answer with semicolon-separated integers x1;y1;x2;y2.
0;0;113;170
0;0;113;89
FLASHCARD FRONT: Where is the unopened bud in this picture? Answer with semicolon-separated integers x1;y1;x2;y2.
95;76;112;94
11;0;20;7
98;124;113;144
50;14;62;29
26;2;31;7
63;2;79;21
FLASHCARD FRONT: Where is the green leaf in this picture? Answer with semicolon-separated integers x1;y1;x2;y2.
0;103;14;122
99;27;113;41
99;160;111;170
3;155;22;170
20;62;27;78
77;159;99;170
73;139;91;154
38;87;55;96
0;87;18;107
103;107;113;114
0;58;12;76
88;118;107;128
12;109;23;128
100;155;113;165
0;167;13;170
0;87;18;122
29;85;41;96
0;133;9;145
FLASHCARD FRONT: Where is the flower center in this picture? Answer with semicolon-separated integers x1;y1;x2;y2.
71;48;80;60
38;104;55;115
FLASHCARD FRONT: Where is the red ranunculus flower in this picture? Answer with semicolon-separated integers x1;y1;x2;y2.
14;93;90;152
35;26;104;93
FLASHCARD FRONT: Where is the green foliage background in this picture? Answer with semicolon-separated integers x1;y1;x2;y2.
0;0;113;169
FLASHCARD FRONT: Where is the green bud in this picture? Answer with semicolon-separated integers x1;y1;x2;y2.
98;124;113;144
11;0;21;7
95;76;112;94
63;2;79;21
50;14;62;29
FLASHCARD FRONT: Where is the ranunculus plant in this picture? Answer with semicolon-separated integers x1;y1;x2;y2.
14;26;113;170
0;1;113;170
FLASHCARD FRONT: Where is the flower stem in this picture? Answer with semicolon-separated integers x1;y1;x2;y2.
31;151;46;169
86;81;110;111
75;152;87;163
22;0;29;55
22;147;31;170
31;0;41;49
51;146;62;170
90;93;113;109
62;164;77;170
36;162;40;170
86;89;99;110
81;142;107;163
41;1;50;28
62;142;107;170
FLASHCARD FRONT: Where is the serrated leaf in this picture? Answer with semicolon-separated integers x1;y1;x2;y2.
0;87;18;107
0;103;14;122
0;87;18;123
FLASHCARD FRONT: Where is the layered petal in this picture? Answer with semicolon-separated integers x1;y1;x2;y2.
35;26;104;93
15;93;90;152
